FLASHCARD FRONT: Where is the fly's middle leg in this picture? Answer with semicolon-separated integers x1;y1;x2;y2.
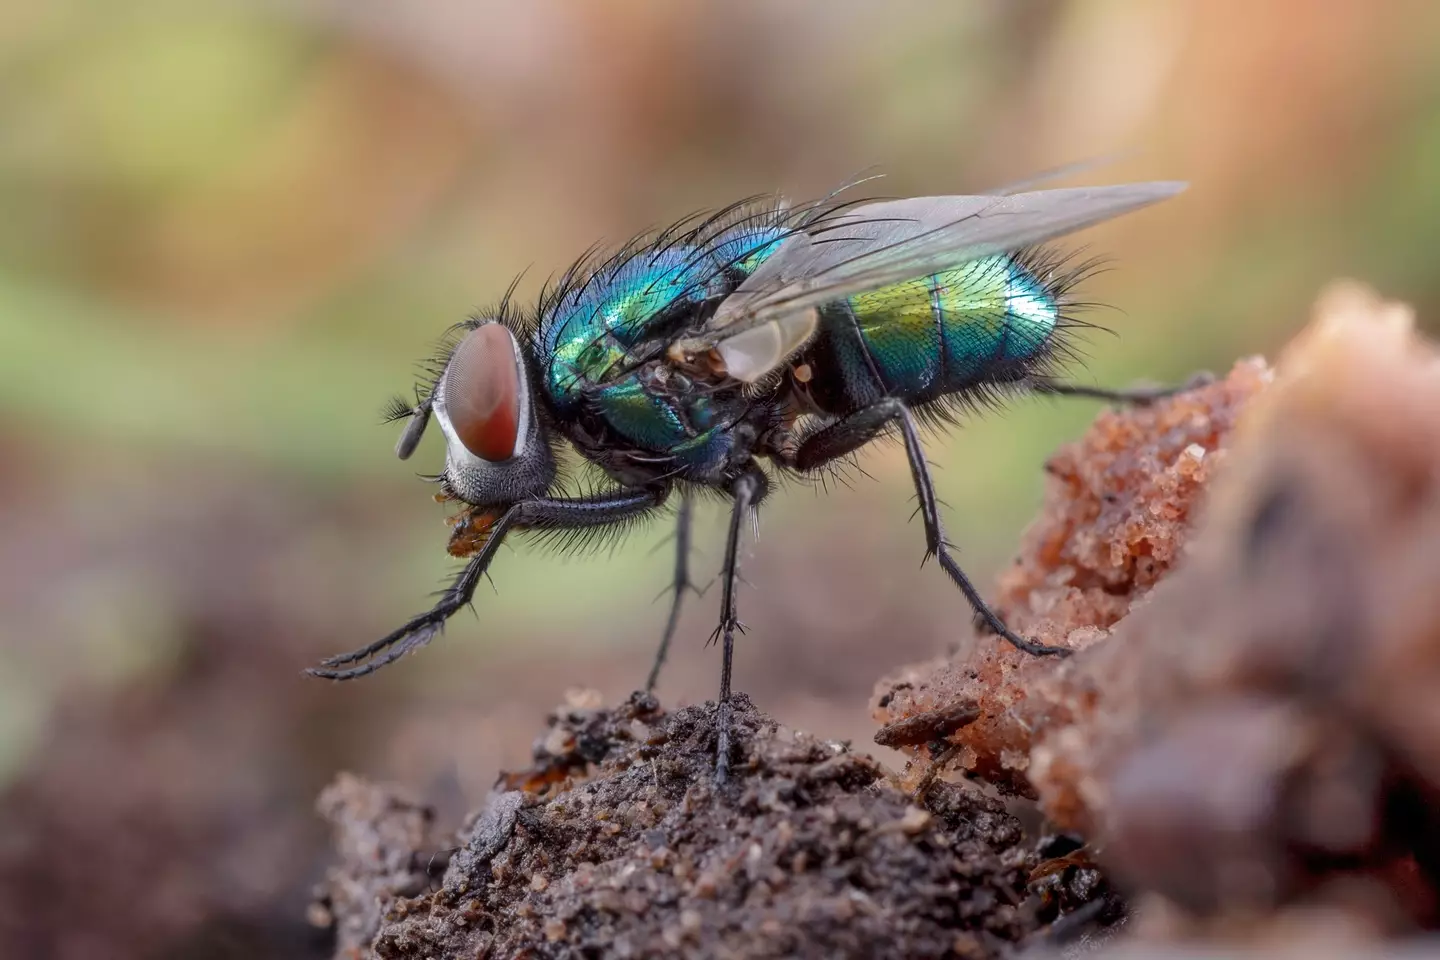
787;398;1070;659
712;464;767;785
645;491;694;693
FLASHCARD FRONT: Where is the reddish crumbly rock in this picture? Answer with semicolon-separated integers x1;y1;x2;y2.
996;361;1271;637
874;357;1273;795
884;281;1440;935
1088;283;1440;930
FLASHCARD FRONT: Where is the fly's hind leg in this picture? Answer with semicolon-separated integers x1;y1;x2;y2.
786;399;1070;658
645;491;694;693
1033;370;1215;405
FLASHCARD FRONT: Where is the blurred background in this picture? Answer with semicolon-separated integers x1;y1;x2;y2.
3;0;1439;955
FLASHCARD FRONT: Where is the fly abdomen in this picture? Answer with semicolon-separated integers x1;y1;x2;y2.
803;252;1066;415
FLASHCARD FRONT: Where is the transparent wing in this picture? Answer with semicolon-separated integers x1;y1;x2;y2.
976;153;1128;197
717;182;1184;334
697;181;1184;381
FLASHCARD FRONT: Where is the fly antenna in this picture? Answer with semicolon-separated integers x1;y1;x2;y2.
394;396;434;460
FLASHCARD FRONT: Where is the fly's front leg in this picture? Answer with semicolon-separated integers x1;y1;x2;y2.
1032;370;1214;405
308;486;669;680
789;399;1069;658
712;465;768;785
645;491;694;693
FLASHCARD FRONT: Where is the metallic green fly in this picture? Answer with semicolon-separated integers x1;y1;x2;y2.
312;180;1193;782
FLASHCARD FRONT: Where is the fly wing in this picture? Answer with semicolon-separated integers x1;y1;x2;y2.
977;153;1128;196
699;181;1185;382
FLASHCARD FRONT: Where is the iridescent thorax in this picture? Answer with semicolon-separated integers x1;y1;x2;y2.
533;224;790;477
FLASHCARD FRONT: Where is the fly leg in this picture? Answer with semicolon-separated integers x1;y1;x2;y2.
1033;370;1214;405
309;486;669;680
787;398;1069;658
645;491;694;693
713;465;767;784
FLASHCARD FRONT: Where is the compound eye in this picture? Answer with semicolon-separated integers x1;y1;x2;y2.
443;322;521;461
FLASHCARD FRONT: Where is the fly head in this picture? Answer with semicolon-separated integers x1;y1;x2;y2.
394;318;557;506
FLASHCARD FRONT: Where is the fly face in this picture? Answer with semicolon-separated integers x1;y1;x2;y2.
398;318;557;507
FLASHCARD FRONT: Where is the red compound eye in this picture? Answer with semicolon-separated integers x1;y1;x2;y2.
443;323;521;461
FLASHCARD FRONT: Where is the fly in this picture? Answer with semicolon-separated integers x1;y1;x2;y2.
309;180;1195;783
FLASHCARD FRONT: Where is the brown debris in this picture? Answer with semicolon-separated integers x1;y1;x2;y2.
315;693;1089;959
873;699;981;748
445;505;504;558
496;686;640;793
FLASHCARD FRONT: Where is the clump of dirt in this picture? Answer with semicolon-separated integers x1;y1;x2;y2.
316;692;1100;960
312;774;442;957
1085;283;1440;932
877;282;1440;938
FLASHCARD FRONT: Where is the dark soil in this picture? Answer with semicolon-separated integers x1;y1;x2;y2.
317;692;1111;960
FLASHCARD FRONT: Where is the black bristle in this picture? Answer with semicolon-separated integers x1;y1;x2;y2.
381;395;415;424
